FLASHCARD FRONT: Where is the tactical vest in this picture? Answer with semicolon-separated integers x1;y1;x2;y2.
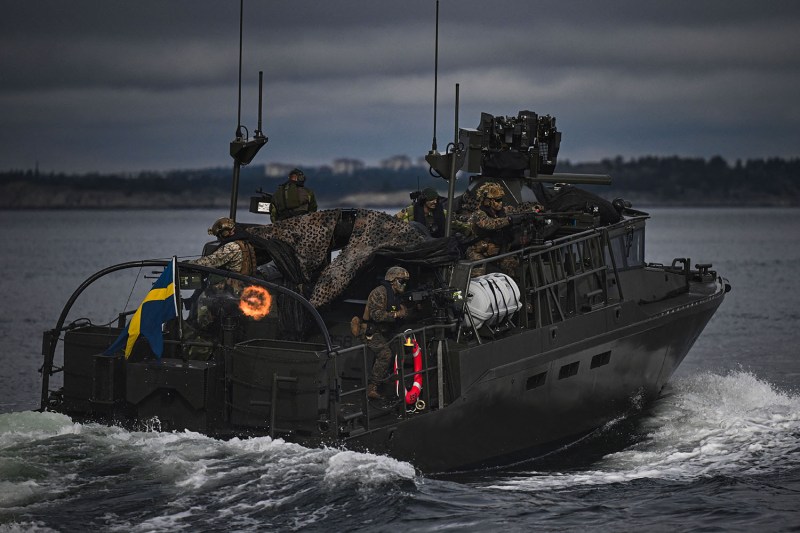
225;240;257;293
273;181;314;221
412;203;446;238
234;240;257;276
361;282;402;334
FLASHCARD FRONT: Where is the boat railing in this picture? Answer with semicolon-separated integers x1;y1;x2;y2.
451;225;623;341
322;322;454;439
39;260;334;411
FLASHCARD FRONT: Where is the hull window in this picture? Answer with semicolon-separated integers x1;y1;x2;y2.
558;361;580;379
590;351;611;368
525;372;547;390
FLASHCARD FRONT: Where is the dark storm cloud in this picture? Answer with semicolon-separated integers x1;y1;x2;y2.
1;0;799;172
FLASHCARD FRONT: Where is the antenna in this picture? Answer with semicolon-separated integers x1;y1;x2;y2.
228;0;268;220
444;83;459;237
256;70;264;137
430;0;439;153
236;0;244;139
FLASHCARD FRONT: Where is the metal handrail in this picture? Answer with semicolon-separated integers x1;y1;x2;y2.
39;260;333;410
323;322;454;437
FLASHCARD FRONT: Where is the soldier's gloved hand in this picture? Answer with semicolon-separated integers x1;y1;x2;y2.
395;305;408;319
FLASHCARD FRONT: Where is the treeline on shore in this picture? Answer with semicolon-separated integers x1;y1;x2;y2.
1;155;799;209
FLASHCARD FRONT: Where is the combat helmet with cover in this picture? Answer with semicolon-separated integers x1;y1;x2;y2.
476;182;505;200
385;266;410;282
208;217;235;237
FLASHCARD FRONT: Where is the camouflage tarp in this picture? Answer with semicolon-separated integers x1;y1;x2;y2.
308;209;427;307
247;210;341;283
246;209;428;308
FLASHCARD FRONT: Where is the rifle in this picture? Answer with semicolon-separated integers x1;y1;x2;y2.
505;211;558;247
507;211;539;225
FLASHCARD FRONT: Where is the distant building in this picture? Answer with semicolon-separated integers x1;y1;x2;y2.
380;155;413;171
265;163;298;178
332;158;365;175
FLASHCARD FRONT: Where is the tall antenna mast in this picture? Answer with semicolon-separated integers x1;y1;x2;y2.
431;0;439;153
228;0;268;221
236;0;244;139
424;2;466;183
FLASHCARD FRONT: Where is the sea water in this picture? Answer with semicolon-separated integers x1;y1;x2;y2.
1;207;798;531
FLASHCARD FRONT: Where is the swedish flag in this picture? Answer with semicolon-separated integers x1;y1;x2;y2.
105;257;179;359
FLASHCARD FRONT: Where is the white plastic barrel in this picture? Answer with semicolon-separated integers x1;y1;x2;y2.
461;273;522;329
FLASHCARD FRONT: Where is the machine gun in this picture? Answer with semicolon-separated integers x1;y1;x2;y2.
402;284;465;322
505;210;559;247
404;285;463;304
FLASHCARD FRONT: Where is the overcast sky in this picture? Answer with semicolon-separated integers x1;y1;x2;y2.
2;0;799;173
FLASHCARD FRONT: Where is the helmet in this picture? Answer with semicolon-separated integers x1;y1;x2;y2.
476;182;504;200
289;168;305;181
421;187;439;201
385;266;410;282
208;217;235;236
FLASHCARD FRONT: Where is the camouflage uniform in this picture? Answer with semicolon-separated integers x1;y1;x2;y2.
361;266;409;399
186;218;257;338
466;183;518;277
455;187;480;223
189;241;256;278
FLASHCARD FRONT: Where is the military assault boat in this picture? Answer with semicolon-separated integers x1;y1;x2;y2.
37;7;730;474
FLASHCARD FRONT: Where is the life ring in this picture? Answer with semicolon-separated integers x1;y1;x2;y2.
394;334;423;406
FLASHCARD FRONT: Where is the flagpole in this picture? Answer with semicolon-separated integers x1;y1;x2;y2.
172;256;184;357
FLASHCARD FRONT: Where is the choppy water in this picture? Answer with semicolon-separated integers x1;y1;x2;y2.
1;207;799;531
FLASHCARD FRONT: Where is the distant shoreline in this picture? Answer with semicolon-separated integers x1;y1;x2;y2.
2;196;798;210
3;155;800;208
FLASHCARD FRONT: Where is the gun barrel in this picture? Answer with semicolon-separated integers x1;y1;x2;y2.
527;173;612;185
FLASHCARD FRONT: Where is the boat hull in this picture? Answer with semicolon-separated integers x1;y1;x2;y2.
345;282;726;472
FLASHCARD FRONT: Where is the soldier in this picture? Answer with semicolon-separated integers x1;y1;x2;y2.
184;217;259;355
466;182;518;277
188;217;257;283
270;168;318;223
396;187;471;238
361;266;410;400
395;187;447;237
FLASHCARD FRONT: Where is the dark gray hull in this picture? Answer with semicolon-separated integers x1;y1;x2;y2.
345;279;726;472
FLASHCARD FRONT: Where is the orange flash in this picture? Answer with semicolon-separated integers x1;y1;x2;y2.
239;285;272;320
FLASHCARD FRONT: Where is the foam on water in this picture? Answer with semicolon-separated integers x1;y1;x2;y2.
0;411;81;444
488;370;800;491
2;370;797;529
0;411;84;509
324;449;417;487
0;410;419;530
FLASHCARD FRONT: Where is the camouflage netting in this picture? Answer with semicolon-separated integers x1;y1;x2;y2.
245;209;431;309
308;209;428;307
247;210;341;283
